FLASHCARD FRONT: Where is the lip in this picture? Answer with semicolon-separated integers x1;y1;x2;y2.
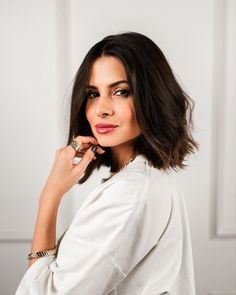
95;123;118;128
95;126;118;134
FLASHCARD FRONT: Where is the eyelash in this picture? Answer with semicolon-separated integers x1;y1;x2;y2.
85;89;130;99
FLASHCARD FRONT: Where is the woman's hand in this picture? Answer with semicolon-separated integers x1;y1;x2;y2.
40;136;105;200
29;136;105;267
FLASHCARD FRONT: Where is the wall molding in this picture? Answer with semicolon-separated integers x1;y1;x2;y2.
0;230;32;242
211;0;236;239
209;292;236;295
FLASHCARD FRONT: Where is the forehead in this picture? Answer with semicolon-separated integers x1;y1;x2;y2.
88;56;127;85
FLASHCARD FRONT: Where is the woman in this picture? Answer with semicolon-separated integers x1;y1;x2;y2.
15;31;199;294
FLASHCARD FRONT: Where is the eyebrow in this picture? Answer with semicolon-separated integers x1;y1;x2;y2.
85;80;129;89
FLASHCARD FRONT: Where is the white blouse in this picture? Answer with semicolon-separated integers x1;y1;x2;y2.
15;154;196;295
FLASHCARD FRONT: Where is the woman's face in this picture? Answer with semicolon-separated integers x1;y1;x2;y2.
85;56;141;148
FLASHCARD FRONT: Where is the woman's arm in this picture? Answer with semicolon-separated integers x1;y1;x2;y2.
27;136;104;268
28;188;62;268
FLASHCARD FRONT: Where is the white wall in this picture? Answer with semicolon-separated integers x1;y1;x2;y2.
0;0;235;294
0;0;72;293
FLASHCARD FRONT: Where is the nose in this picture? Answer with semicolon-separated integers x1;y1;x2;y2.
95;96;114;117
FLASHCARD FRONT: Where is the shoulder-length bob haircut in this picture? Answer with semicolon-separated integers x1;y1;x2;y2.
67;31;199;184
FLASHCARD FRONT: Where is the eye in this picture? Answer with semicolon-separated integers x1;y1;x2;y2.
114;89;130;97
85;91;99;99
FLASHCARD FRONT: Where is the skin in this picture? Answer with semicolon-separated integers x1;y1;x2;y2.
85;55;141;171
28;56;141;268
28;139;105;267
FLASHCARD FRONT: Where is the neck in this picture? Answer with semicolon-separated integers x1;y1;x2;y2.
110;146;137;173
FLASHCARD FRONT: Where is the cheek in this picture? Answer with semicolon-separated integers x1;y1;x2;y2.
125;105;140;132
118;105;139;131
116;101;134;121
125;106;137;124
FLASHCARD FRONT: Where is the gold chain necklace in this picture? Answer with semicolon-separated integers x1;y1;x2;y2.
109;152;138;176
102;153;138;183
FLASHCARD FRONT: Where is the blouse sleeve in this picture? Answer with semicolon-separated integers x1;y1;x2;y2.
15;176;172;295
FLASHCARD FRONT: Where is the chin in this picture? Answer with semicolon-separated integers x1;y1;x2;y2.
96;141;117;148
95;137;120;147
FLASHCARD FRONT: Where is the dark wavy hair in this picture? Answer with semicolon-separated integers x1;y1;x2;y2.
67;31;199;184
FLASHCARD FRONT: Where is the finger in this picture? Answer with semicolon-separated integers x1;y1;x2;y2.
72;146;97;176
74;151;85;158
93;146;105;154
66;136;103;156
76;143;105;154
63;138;93;157
74;147;105;159
74;136;98;146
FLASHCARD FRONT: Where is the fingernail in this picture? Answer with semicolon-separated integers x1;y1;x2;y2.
91;146;98;154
